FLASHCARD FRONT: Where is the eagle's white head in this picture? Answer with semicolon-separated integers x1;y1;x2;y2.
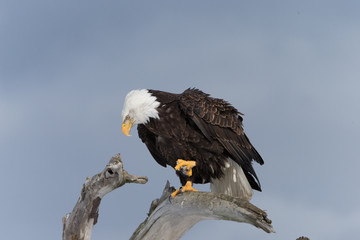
121;89;160;136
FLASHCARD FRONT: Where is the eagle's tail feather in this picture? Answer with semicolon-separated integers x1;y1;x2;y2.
210;158;253;200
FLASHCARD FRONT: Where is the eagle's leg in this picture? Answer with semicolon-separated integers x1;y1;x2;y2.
171;159;198;198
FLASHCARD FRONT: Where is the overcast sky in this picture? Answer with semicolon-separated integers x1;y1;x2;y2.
1;1;360;239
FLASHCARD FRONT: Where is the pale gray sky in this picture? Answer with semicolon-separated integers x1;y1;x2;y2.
1;1;360;239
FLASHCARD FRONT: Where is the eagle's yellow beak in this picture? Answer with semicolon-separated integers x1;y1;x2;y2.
122;117;134;136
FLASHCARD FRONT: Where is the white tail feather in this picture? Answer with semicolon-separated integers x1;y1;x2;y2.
210;158;253;200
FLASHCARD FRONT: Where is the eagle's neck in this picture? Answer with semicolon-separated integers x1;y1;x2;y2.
122;89;161;124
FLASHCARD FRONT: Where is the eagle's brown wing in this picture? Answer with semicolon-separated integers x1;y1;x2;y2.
179;88;263;191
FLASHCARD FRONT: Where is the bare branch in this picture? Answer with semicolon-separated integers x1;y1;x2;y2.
62;154;148;240
131;181;274;240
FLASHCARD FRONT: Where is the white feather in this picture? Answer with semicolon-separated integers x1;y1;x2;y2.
210;158;253;200
122;89;161;124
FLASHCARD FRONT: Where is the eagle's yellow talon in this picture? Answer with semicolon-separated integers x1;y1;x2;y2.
174;159;196;176
171;181;198;198
181;181;198;192
170;189;181;198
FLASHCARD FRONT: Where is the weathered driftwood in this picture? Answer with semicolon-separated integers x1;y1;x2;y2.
131;181;274;240
62;154;148;240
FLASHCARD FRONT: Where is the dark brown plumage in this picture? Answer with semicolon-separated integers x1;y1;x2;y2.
137;88;264;191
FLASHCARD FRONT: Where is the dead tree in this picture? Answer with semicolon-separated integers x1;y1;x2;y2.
62;154;148;240
62;154;274;240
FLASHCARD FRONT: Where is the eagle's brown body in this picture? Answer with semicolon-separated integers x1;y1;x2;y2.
137;88;263;191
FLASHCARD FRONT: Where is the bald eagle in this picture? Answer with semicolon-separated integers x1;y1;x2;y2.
121;88;263;199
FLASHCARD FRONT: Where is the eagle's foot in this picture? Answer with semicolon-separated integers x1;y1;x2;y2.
170;181;198;198
175;159;196;176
